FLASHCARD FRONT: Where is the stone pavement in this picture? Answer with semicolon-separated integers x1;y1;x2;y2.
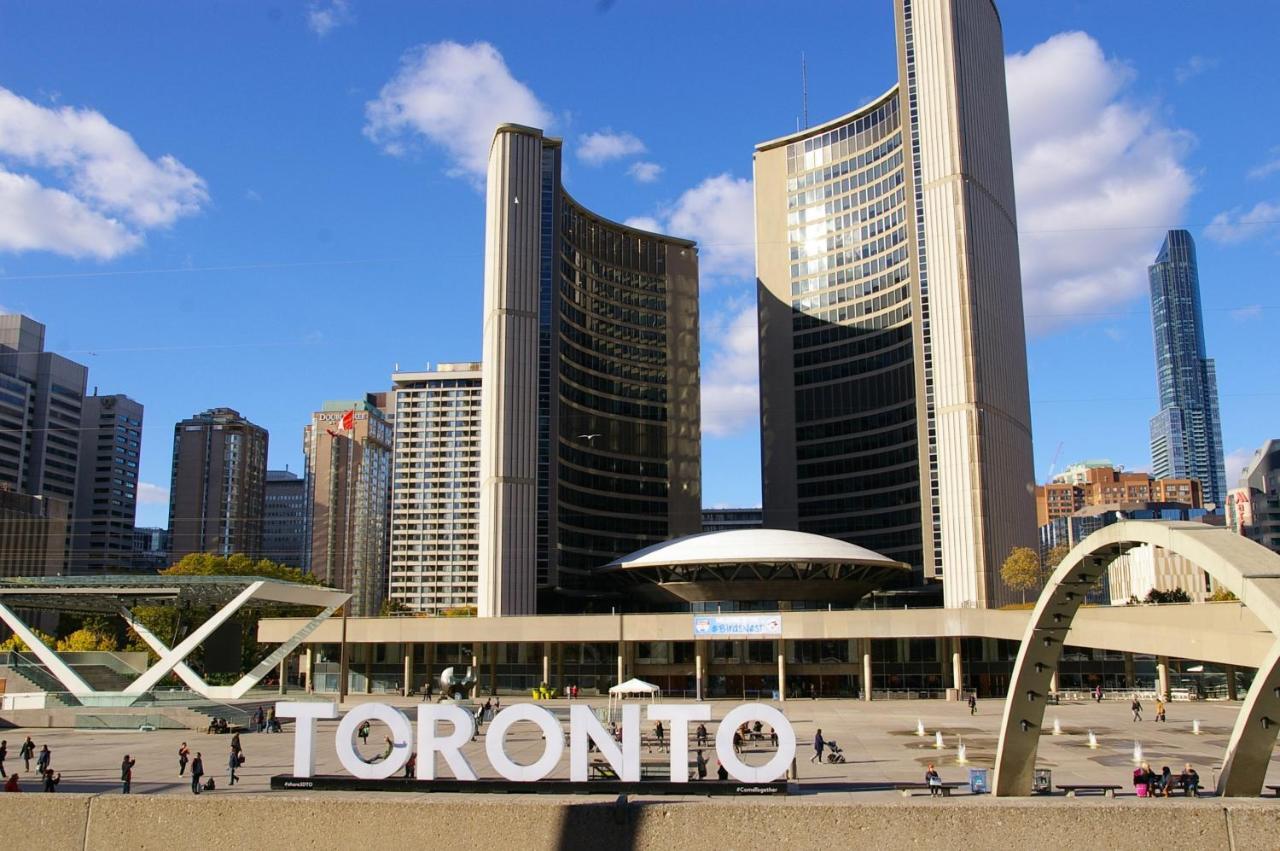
2;695;1278;799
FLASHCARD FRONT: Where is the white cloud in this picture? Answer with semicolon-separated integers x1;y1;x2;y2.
1224;447;1254;488
627;161;663;183
577;129;646;165
701;302;759;437
1174;55;1216;84
630;174;753;283
0;87;205;260
1249;147;1280;180
307;0;352;37
1205;201;1280;244
136;482;170;505
1007;32;1195;333
1230;304;1264;322
364;41;552;180
244;188;262;202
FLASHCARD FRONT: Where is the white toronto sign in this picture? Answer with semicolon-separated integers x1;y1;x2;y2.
275;701;796;783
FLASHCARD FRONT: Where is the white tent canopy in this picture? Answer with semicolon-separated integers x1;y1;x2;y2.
607;677;662;720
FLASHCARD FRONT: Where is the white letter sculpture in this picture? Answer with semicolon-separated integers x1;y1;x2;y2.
416;704;478;781
569;703;640;782
485;703;565;781
276;701;338;777
335;703;413;779
715;703;796;782
648;703;712;782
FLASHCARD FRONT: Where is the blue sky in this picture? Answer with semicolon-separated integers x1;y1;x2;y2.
1;1;1279;528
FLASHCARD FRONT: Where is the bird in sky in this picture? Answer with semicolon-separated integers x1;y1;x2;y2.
577;433;601;444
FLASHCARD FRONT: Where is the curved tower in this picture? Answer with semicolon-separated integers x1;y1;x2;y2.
755;0;1035;608
478;125;701;616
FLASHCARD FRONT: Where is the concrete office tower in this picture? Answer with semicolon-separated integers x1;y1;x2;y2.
0;489;69;578
755;0;1035;608
304;397;392;616
1227;440;1280;554
168;407;268;560
1148;230;1227;509
389;363;482;613
478;125;702;616
263;469;309;570
70;393;143;574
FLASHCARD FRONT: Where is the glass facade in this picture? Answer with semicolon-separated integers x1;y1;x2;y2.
1148;230;1227;507
781;93;924;571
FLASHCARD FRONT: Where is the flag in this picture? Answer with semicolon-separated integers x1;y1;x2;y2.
339;409;355;432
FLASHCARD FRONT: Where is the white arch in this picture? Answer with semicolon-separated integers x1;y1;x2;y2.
992;520;1280;797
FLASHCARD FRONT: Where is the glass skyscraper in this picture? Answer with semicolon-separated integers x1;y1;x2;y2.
1148;229;1227;508
755;0;1037;608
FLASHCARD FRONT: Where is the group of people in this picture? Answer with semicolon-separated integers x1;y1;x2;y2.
1133;761;1200;797
250;705;281;733
0;737;58;793
1130;696;1169;723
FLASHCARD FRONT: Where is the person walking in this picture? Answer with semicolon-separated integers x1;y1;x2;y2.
178;742;190;776
190;752;204;795
1131;696;1143;722
358;720;371;745
36;744;51;776
19;737;34;772
230;732;242;759
120;755;135;794
0;739;7;777
810;729;825;763
42;769;60;793
227;744;240;786
1155;699;1167;723
967;693;977;715
655;720;665;751
694;749;708;781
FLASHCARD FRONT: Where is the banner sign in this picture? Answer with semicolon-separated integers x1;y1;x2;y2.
693;614;783;638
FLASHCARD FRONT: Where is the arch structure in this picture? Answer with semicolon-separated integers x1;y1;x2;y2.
993;520;1280;797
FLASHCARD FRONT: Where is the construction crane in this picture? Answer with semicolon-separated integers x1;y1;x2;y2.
1044;441;1065;485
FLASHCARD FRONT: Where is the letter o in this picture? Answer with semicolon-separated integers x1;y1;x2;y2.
335;703;413;779
715;703;796;783
485;703;565;781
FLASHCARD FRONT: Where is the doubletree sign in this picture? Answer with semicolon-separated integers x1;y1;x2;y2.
276;701;797;784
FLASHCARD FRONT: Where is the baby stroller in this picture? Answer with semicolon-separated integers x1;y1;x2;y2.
825;740;847;764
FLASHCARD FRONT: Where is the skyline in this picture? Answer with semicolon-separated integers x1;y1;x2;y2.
2;2;1280;530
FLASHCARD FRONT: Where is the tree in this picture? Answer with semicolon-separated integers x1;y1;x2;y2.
1144;587;1191;604
440;605;477;618
56;627;118;652
0;627;56;652
1001;546;1043;604
162;552;318;585
379;598;411;617
1208;587;1239;602
1044;543;1071;572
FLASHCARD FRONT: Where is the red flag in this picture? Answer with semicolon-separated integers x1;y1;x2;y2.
339;410;355;432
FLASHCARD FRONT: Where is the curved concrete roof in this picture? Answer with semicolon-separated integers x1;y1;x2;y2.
606;528;903;569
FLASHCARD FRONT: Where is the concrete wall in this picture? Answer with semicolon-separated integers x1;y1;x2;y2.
3;795;1277;851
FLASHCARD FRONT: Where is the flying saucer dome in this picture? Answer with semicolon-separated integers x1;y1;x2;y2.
602;528;910;605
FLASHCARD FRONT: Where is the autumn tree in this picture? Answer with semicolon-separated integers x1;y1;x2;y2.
0;627;56;652
56;627;118;653
1001;546;1044;604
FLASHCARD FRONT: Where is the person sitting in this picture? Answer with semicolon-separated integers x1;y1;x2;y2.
769;727;779;748
1178;763;1200;797
925;763;942;796
752;720;763;738
1133;762;1155;797
732;730;743;754
716;761;728;781
1158;766;1174;797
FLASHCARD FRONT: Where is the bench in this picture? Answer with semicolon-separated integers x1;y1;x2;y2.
894;782;965;797
588;760;698;781
1057;784;1122;798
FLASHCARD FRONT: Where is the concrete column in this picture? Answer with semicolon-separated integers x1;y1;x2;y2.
1123;652;1136;689
617;642;625;685
542;648;550;686
304;648;314;693
555;643;563;691
1226;664;1239;701
951;638;963;698
278;657;288;695
695;642;704;701
777;639;787;702
403;643;414;697
489;643;498;695
862;641;873;702
338;607;349;702
363;650;372;695
1049;671;1059;694
470;647;480;699
1157;656;1169;699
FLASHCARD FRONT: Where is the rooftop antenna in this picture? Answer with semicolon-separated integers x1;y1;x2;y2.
801;52;809;129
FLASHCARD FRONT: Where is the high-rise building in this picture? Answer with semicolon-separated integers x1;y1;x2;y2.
1227;439;1280;553
1148;230;1227;509
1034;463;1201;526
701;508;764;532
132;525;170;572
70;393;143;574
0;488;69;578
263;469;309;570
755;0;1035;608
304;397;392;616
478;124;702;616
388;363;482;613
168;407;268;560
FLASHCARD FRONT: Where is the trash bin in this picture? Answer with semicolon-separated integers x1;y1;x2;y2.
968;768;989;794
1033;768;1052;794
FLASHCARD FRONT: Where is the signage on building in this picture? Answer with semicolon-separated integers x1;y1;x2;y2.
693;614;783;638
275;700;795;786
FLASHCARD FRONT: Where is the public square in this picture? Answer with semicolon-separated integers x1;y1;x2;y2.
4;695;1278;801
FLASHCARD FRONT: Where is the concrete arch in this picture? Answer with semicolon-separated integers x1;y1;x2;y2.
992;520;1280;796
